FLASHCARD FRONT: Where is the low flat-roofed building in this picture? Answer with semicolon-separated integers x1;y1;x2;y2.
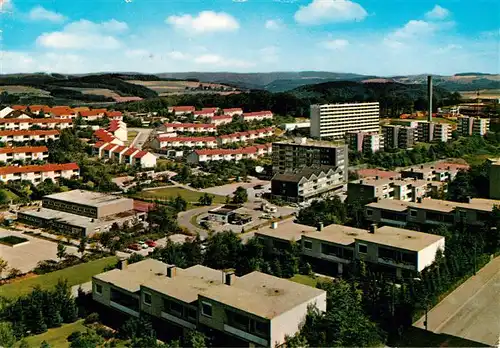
92;259;326;347
354;225;445;276
365;197;499;227
255;219;317;249
207;205;241;224
18;207;143;237
271;166;345;203
401;164;460;182
42;190;134;219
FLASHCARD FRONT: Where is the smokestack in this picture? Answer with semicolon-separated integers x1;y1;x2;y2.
427;75;433;122
225;271;235;286
166;265;176;278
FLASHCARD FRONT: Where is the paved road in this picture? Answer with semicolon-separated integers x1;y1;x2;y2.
414;256;500;346
178;206;214;239
130;128;153;149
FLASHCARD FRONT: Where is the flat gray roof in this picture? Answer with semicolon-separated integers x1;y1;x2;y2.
20;207;136;231
356;226;444;251
255;219;317;242
302;224;368;246
44;190;132;208
366;199;410;212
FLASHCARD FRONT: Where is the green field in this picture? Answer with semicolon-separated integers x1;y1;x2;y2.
19;320;87;348
136;187;226;205
0;188;19;202
1;256;117;299
289;274;332;288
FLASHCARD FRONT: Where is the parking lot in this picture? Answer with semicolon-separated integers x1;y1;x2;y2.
0;228;80;277
196;201;298;234
201;178;270;201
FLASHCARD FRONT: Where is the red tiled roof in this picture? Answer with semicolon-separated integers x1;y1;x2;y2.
106;111;122;117
134;150;148;159
27;105;50;112
12;105;27;111
123;148;138;156
158;136;217;142
0;118;72;124
194;110;215;115
0;146;48;154
111;145;127;153
194;145;271;156
0;129;60;136
243;111;273;117
103;143;118;151
0;163;79;175
93;142;106;149
163;123;215;129
107;120;122;132
202;107;218;112
223;108;243;113
80;110;107;117
171;106;195;112
93;129;115;143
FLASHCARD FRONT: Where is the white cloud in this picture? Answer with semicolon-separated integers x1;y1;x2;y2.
36;19;128;50
166;11;239;34
425;5;450;20
322;39;349;50
294;0;367;25
125;49;150;58
265;19;283;30
0;0;13;13
168;51;188;60
193;54;253;68
391;20;435;39
259;46;279;63
28;6;66;22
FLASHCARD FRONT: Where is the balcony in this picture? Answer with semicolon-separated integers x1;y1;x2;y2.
110;301;140;317
377;257;416;270
161;311;196;330
224;324;268;347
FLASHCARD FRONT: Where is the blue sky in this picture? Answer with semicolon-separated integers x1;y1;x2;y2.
1;0;498;75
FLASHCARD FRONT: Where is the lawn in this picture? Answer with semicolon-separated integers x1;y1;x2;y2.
136;187;226;205
127;131;138;143
0;235;28;246
1;256;117;299
0;188;19;202
20;320;87;348
289;274;332;288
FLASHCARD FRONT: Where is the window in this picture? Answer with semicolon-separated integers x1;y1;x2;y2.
366;209;373;216
95;284;102;295
303;240;312;250
143;292;152;306
201;302;212;317
164;299;183;316
410;209;417;217
187;308;197;321
358;243;368;254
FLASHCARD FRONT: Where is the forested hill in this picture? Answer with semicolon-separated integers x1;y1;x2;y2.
116;80;461;118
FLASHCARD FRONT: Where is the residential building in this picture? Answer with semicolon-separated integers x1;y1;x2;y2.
18;190;145;236
218;128;274;145
107;120;128;142
106;111;123;121
0;107;31;119
255;219;445;278
222;108;243;116
271;166;345;203
0;107;15;118
49;107;77;119
93;129;124;146
347;177;446;204
458;103;488;118
356;168;400;179
168;106;195;116
0;130;60;143
281;121;311;132
272;138;347;178
0;146;49;163
94;142;157;168
242;111;273;122
346;131;381;153
26;105;51;115
186;144;272;164
457;116;490;137
160;123;217;134
382;125;416;149
416;122;451;143
400;164;460;182
92;259;326;347
0;118;73;130
365;197;499;227
0;163;79;185
488;158;500;199
310;102;380;139
210;115;233;126
151;136;218;150
194;110;216;118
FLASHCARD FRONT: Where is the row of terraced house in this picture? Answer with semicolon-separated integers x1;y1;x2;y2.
1;105;123;121
167;106;273;123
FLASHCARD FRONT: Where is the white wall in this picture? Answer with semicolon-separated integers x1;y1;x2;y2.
417;238;445;272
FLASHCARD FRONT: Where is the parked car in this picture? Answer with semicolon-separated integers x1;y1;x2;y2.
128;244;141;251
146;240;156;247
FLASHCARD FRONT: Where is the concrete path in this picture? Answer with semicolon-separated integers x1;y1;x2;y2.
414;256;500;346
130;128;153;149
177;206;214;239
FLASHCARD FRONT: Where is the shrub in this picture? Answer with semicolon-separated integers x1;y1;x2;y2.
67;331;82;343
84;312;100;325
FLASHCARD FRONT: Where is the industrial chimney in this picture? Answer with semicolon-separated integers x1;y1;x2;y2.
427;75;433;122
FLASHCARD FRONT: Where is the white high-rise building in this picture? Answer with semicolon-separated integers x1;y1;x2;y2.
310;102;380;139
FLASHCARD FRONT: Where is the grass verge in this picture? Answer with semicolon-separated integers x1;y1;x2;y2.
136;187;226;205
20;320;87;348
1;256;117;299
